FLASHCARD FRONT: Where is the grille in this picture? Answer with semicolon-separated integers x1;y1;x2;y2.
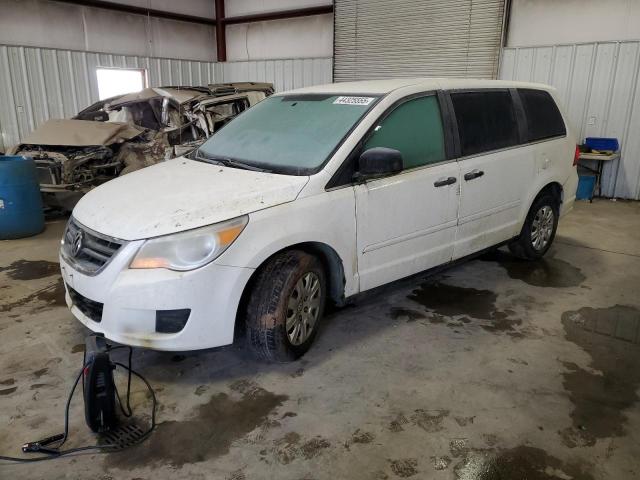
62;218;124;275
100;423;146;450
68;286;104;323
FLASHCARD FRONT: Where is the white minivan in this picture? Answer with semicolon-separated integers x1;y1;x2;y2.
60;78;578;361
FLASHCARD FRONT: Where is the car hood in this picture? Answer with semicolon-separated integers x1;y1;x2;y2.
18;119;143;147
72;158;309;240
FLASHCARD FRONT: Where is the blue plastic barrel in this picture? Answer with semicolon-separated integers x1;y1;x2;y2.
0;155;45;239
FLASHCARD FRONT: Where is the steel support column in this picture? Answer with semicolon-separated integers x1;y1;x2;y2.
215;0;227;62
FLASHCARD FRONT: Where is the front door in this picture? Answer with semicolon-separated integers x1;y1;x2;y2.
354;94;460;291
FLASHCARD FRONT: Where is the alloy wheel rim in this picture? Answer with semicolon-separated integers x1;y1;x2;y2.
531;205;554;251
286;272;322;346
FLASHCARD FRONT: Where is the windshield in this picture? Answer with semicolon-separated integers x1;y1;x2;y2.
195;94;378;174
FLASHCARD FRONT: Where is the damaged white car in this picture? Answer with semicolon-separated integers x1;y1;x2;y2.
61;79;578;362
10;82;273;210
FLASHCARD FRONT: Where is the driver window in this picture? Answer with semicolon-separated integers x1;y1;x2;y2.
363;95;445;169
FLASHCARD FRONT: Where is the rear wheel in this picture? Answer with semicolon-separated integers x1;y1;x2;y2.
245;250;326;362
508;193;559;260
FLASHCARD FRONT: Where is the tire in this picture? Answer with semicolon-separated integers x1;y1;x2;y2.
245;250;326;362
508;193;559;260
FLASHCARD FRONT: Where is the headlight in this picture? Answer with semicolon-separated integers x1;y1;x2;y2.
130;216;248;271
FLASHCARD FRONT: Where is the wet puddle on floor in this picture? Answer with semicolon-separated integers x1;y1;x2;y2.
403;282;522;336
0;259;60;281
104;380;287;469
0;277;66;314
560;305;640;447
453;445;594;480
1;259;65;315
389;307;427;322
408;282;499;320
480;250;585;288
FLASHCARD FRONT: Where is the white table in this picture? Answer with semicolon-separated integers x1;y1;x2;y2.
578;151;620;201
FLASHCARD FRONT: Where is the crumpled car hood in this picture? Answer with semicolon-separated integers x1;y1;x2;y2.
72;158;309;240
107;87;207;108
19;119;143;147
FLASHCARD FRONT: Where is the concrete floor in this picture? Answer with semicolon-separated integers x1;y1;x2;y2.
1;199;639;479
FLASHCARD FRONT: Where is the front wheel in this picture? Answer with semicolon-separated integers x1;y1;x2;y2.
508;193;559;260
245;250;326;362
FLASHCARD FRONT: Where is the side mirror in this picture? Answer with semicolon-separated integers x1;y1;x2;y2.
356;147;403;181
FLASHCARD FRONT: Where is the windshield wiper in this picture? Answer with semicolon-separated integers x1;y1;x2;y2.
193;150;226;164
218;158;272;173
194;151;271;173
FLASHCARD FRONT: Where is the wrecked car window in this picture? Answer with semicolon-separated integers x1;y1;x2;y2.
196;95;378;175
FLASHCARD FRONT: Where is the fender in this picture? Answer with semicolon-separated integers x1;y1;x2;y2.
216;187;359;299
515;135;576;233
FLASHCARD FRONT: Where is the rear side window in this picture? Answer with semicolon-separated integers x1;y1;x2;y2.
363;95;445;169
450;91;519;156
518;89;566;142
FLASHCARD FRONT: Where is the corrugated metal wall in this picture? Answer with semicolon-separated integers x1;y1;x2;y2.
215;58;333;93
0;44;332;151
500;41;640;200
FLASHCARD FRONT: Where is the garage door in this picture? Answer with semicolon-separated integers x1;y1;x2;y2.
334;0;506;82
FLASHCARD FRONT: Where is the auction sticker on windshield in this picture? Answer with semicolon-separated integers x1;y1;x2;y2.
333;96;375;106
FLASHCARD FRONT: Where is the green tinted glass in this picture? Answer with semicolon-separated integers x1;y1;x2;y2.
364;95;445;169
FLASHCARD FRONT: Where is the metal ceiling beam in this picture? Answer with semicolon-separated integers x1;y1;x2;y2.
223;5;334;25
56;0;216;25
56;1;333;27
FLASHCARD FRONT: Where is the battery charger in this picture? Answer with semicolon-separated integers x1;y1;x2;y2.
0;334;156;463
83;335;118;432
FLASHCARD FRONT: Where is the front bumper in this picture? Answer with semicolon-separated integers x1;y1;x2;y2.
60;242;254;351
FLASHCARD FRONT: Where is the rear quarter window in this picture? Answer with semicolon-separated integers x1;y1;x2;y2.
518;89;566;142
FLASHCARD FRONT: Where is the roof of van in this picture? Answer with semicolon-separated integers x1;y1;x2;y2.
278;78;554;96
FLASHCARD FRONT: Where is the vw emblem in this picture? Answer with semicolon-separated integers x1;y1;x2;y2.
71;230;84;257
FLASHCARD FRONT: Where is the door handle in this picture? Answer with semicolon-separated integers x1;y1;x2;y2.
464;169;484;181
434;176;457;187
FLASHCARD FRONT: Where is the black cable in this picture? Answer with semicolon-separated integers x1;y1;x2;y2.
0;446;107;464
54;365;84;450
113;347;133;418
0;365;110;463
113;362;157;444
0;347;156;464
